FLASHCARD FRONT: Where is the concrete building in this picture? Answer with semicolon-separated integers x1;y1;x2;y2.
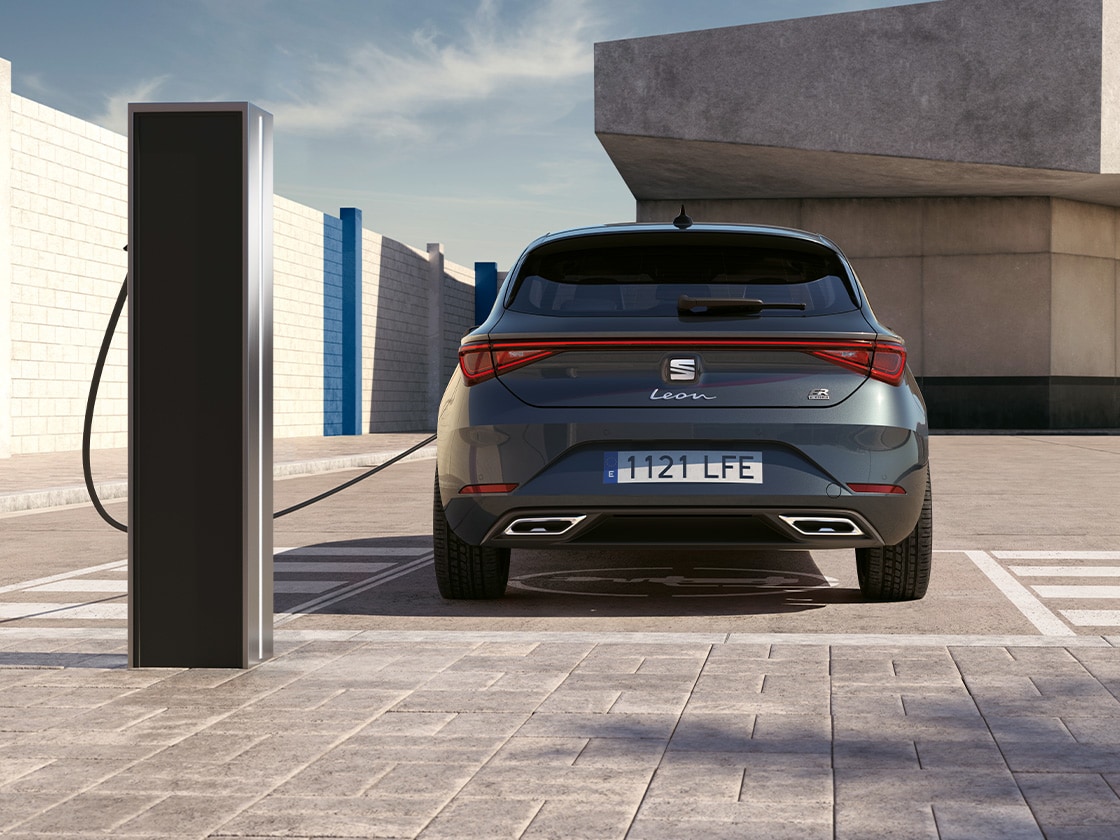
595;0;1120;429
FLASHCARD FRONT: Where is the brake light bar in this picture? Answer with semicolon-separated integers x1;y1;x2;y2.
458;338;907;386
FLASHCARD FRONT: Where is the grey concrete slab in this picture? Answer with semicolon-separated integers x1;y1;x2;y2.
933;803;1046;840
833;740;921;770
415;797;542;840
520;800;635;840
630;815;831;840
534;687;621;713
643;762;744;801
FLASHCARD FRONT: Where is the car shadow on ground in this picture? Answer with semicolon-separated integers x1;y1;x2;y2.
276;537;868;619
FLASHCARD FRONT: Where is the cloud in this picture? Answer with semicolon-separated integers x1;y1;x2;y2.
261;0;600;142
19;73;52;96
93;76;170;134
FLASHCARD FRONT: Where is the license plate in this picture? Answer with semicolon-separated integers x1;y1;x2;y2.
604;451;763;484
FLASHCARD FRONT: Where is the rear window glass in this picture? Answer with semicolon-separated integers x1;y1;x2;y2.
508;233;857;317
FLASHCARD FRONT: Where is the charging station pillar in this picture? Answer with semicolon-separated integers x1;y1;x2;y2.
128;103;273;668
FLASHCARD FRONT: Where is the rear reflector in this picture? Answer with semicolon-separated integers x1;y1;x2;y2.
848;483;907;494
460;483;518;494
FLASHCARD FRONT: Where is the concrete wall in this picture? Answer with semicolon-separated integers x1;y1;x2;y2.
0;60;11;458
364;233;436;432
8;90;129;456
640;196;1120;428
597;0;1120;204
1;60;476;456
273;196;327;438
600;0;1106;171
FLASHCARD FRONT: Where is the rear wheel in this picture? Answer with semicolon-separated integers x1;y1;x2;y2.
856;474;932;601
433;472;510;599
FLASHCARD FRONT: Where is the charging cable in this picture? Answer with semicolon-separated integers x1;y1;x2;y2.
82;275;129;532
82;269;436;533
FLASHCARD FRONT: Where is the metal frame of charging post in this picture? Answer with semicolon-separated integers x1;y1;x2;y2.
128;103;273;668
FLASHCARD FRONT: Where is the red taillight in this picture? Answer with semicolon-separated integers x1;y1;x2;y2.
848;483;907;494
460;483;518;494
809;342;906;386
458;345;495;383
869;343;906;385
458;338;906;385
458;344;557;386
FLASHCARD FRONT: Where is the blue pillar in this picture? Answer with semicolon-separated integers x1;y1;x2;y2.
322;214;344;436
475;261;498;325
340;208;362;435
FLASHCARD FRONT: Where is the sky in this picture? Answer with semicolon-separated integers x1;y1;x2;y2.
0;0;932;269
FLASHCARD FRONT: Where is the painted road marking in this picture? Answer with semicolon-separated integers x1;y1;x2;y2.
7;548;1115;637
274;580;347;594
27;579;127;593
983;551;1120;632
275;546;423;557
964;551;1075;636
0;548;430;626
1060;611;1120;627
0;559;127;595
993;551;1120;561
1032;586;1120;599
275;553;434;625
0;602;128;621
275;562;394;574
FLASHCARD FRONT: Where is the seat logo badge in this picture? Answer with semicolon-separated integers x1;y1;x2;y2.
665;356;700;382
808;388;831;401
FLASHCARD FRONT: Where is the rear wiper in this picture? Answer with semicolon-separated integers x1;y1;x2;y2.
677;296;807;315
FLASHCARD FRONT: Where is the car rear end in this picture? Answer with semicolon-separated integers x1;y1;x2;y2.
435;223;930;597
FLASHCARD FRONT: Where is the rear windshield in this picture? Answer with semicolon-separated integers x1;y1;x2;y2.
508;233;857;317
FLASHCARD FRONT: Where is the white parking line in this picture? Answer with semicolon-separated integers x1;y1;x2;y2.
965;550;1075;636
274;553;434;626
275;562;394;574
0;548;429;629
1061;611;1120;627
0;602;128;621
1033;586;1120;599
27;579;127;593
993;551;1120;560
1012;566;1120;577
275;547;426;557
0;559;127;595
274;580;346;594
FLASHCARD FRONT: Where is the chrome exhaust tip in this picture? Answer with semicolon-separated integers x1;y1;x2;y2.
779;515;863;537
503;515;587;536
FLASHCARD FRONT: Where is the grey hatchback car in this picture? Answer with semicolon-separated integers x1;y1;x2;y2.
435;216;931;601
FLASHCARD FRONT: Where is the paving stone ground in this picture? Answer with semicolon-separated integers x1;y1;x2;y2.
3;434;1120;838
0;630;1119;838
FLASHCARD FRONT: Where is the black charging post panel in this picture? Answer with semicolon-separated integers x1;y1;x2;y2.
128;103;273;668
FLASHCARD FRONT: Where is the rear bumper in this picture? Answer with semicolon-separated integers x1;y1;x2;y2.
437;369;928;548
476;505;889;548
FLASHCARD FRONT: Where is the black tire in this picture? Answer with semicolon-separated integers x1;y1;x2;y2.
433;471;510;599
856;473;932;601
